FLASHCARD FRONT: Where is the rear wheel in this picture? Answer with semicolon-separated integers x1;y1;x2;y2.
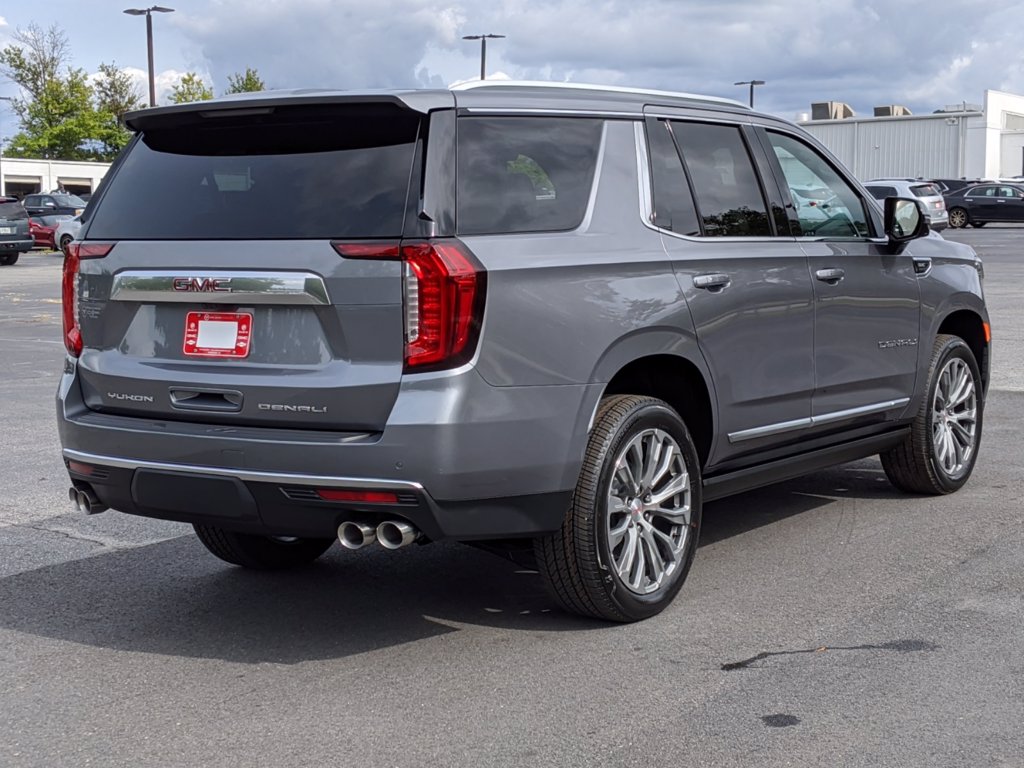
59;234;74;251
193;524;334;569
881;334;983;494
0;254;18;266
947;207;968;228
972;221;986;228
534;395;702;622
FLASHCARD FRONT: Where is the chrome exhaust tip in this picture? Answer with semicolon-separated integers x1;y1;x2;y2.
337;521;377;550
376;520;419;550
68;486;108;515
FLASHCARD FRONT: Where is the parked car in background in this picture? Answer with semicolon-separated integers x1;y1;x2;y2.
22;193;87;218
55;215;82;251
0;200;32;265
945;183;1024;228
864;179;948;231
931;178;993;195
28;217;58;250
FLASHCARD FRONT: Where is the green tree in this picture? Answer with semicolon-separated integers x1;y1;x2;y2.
225;67;266;94
93;62;144;158
0;23;110;161
169;72;214;104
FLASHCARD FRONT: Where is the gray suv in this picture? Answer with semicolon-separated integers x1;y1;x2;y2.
57;82;990;622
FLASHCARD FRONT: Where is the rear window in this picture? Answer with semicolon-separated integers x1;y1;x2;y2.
0;203;27;220
457;117;603;235
910;184;941;198
52;194;86;208
87;105;420;240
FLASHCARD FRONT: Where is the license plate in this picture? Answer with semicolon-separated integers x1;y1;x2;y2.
0;227;12;235
183;312;252;358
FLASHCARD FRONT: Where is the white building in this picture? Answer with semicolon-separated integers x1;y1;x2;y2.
0;157;111;198
800;89;1024;181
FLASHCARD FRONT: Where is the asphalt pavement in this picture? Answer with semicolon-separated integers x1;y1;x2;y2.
0;231;1021;767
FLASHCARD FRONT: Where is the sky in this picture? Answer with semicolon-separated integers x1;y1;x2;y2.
1;0;1023;128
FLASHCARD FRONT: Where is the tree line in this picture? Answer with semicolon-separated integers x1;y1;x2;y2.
0;23;266;163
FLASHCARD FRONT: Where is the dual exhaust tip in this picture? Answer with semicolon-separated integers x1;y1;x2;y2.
68;486;108;515
338;520;419;551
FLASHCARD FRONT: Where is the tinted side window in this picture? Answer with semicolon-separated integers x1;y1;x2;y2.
866;185;897;199
765;131;870;238
670;121;771;237
646;119;700;236
457;117;603;235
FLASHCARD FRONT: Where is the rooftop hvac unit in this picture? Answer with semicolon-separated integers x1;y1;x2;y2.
873;105;912;117
811;101;855;120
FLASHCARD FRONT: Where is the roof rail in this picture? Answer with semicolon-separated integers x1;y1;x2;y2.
450;79;749;109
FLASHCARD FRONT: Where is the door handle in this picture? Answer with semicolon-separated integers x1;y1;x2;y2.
815;268;845;284
693;273;731;291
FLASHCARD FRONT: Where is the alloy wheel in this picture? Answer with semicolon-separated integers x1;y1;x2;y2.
606;428;692;595
948;208;967;228
931;357;978;479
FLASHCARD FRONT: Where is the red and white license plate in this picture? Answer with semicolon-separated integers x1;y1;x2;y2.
183;311;252;358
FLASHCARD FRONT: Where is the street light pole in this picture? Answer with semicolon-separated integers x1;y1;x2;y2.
0;95;11;197
462;34;505;80
124;6;175;107
734;79;765;108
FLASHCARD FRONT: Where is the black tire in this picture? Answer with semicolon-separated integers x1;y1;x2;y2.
60;235;74;251
534;395;702;622
881;334;983;495
947;207;968;229
972;222;986;228
0;254;18;266
193;524;334;569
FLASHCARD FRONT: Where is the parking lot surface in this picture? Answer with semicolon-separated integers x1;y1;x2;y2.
1;229;1022;767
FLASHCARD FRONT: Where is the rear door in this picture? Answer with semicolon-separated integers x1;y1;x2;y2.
75;101;434;432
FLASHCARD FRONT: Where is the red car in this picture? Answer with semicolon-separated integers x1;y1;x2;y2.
28;217;58;250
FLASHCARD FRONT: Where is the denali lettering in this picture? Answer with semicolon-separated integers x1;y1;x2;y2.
257;403;328;414
878;338;919;349
106;392;154;402
172;277;232;293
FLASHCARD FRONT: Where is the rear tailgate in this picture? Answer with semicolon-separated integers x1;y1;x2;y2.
73;101;425;432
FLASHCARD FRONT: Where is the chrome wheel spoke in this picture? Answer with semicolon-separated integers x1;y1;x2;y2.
930;357;979;479
606;426;693;595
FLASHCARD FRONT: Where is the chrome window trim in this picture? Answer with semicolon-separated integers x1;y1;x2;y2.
459;107;644;118
728;398;911;443
109;270;330;305
63;449;425;491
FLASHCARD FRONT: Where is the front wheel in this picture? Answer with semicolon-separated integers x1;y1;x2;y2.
881;334;983;494
947;207;968;229
193;524;334;569
534;395;702;622
59;234;74;251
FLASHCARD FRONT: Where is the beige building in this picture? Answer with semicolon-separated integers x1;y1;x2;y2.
0;157;111;198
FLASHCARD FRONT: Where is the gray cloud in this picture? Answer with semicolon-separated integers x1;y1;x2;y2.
170;0;1024;117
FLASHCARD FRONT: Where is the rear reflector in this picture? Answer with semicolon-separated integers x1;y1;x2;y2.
316;489;400;504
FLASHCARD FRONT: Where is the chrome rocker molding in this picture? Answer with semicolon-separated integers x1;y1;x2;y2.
728;398;912;444
109;270;331;305
62;449;424;491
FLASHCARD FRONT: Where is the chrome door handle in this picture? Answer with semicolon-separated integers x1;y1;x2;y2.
693;273;731;291
815;268;845;284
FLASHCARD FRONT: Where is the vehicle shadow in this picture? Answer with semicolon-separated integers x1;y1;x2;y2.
0;459;903;664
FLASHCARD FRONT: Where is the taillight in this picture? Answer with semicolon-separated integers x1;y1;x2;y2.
62;242;115;357
333;239;485;372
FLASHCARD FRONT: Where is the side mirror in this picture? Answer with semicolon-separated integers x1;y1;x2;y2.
884;198;929;244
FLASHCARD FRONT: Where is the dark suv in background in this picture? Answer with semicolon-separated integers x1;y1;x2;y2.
57;82;989;622
0;199;32;265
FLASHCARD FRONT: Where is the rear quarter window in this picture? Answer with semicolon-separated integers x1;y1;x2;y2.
456;117;603;235
911;184;941;197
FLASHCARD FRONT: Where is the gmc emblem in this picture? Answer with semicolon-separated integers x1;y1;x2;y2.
172;277;232;293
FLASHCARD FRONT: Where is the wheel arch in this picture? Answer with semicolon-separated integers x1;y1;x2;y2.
937;308;990;393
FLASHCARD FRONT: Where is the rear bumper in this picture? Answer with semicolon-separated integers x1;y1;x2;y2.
0;239;33;253
57;361;599;540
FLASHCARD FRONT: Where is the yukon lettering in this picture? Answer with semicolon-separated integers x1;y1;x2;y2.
106;392;154;402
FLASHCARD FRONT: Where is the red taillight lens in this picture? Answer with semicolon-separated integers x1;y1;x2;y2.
334;239;485;372
62;242;115;357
